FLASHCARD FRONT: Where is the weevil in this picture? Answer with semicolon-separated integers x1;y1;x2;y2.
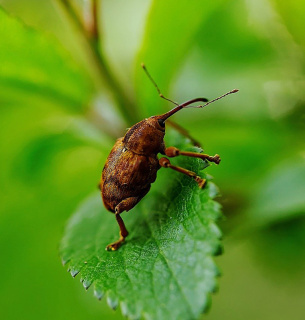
100;65;238;251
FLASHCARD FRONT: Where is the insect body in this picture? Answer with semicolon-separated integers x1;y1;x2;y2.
100;66;238;251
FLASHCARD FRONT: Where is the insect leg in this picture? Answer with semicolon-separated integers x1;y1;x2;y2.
106;197;138;251
159;157;207;189
115;197;139;214
164;146;221;164
106;214;129;251
166;120;201;147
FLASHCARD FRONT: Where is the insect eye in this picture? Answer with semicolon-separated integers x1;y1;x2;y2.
158;119;165;128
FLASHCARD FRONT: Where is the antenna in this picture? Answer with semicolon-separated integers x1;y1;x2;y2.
187;89;239;108
159;89;239;122
141;63;179;106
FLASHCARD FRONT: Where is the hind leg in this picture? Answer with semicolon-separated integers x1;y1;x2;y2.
106;197;138;251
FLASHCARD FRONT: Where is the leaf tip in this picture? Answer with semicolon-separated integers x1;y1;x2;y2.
201;293;213;314
107;293;119;310
70;269;80;278
120;301;142;320
81;279;92;290
94;289;104;301
120;301;128;317
213;243;224;256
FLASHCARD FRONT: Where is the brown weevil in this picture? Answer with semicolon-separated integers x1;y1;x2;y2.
100;65;238;251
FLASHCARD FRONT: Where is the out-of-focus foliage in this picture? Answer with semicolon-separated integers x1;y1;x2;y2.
0;0;304;320
134;0;225;117
0;8;92;110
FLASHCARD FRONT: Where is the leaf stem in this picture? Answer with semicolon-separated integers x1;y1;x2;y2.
58;0;139;125
87;0;99;42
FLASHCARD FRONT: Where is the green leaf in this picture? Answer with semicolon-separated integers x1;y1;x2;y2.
243;158;305;276
0;7;93;111
135;0;224;118
250;216;305;276
60;134;222;320
246;158;305;228
13;117;113;182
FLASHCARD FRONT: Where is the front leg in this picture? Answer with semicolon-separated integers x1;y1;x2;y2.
164;146;221;164
106;197;138;251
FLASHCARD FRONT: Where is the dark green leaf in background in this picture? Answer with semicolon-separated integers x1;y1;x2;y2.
135;0;225;118
60;135;222;320
246;158;305;228
0;7;93;111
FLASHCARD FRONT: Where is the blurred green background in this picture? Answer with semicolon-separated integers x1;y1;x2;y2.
0;0;304;319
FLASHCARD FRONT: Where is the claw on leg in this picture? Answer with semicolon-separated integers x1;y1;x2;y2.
106;235;126;251
195;176;207;189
